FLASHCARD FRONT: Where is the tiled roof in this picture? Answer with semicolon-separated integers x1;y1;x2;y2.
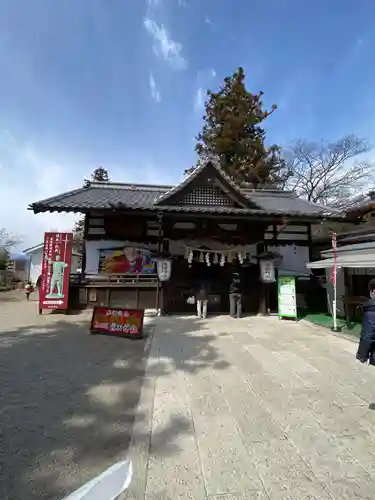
30;180;344;219
154;159;250;207
31;184;169;211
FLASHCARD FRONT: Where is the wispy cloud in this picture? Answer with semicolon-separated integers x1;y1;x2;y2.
194;68;216;113
143;18;188;70
194;88;205;112
0;131;82;248
0;130;179;249
147;0;162;7
205;16;216;30
149;73;161;102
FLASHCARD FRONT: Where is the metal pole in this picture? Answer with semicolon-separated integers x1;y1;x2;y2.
332;266;337;330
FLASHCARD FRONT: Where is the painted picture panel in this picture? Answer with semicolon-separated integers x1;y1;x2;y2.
98;247;156;274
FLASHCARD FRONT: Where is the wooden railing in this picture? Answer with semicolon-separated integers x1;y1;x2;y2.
70;273;159;287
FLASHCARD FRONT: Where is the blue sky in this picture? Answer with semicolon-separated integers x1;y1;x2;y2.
0;0;374;248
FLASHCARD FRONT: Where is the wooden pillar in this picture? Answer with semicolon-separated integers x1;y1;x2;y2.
307;223;313;263
156;213;164;315
81;214;89;276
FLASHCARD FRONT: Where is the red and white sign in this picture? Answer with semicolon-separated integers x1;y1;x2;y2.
90;307;144;338
330;232;337;285
39;232;73;310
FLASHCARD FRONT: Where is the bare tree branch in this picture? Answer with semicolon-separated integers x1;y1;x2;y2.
0;228;22;249
284;135;375;208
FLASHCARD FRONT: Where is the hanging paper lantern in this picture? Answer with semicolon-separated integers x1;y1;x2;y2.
227;252;233;263
205;253;211;266
220;253;225;267
213;253;219;264
188;250;194;267
237;252;244;265
199;252;204;263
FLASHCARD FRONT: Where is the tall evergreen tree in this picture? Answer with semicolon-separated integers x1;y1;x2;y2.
91;166;110;182
188;67;288;187
74;167;111;255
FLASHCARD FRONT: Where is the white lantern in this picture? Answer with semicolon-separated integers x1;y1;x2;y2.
205;253;211;267
187;250;193;267
220;253;225;267
156;259;172;281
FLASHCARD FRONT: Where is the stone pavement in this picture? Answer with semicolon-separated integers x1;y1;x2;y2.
0;292;155;500
124;314;375;500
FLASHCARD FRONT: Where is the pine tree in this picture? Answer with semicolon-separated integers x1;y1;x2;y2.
189;67;288;187
91;166;110;182
74;167;111;256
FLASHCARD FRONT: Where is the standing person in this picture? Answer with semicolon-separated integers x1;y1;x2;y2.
195;282;208;319
229;271;242;318
24;281;34;301
356;278;375;366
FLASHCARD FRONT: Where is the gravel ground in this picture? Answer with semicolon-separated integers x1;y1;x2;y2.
0;292;150;500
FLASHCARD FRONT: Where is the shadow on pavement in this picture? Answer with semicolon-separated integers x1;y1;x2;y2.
0;293;24;303
0;314;230;499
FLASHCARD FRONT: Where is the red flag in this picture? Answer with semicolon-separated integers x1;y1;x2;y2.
330;232;337;285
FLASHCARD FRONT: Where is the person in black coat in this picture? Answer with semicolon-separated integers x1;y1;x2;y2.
195;282;208;319
229;272;242;318
356;278;375;365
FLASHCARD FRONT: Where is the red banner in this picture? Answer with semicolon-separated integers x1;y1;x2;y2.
39;232;73;310
330;232;337;286
90;307;144;338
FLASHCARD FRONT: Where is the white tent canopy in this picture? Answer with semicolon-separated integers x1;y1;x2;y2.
307;252;375;269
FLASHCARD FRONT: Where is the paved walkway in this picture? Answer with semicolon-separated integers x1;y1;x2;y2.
0;292;154;500
125;315;375;500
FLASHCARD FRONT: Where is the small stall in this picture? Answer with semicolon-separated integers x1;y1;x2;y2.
307;240;375;323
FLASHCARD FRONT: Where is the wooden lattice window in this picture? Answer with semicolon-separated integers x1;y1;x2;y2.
177;185;234;206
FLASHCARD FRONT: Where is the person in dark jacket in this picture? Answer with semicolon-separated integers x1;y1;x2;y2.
195;282;208;319
356;278;375;365
229;272;242;318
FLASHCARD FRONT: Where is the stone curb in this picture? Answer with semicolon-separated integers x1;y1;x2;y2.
121;318;161;499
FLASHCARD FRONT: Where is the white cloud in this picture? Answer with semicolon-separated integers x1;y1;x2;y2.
0;131;85;249
0;131;89;248
143;18;188;70
194;88;205;112
194;68;216;113
0;130;180;251
147;0;162;7
205;16;216;30
149;73;161;102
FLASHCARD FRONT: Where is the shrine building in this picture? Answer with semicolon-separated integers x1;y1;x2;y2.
29;160;346;315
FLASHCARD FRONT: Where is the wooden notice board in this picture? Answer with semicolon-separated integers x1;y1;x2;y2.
90;306;145;338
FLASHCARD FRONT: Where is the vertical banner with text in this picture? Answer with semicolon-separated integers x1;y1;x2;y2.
40;232;73;310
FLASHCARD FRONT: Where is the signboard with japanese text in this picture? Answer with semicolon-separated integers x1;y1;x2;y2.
90;307;144;338
39;232;73;310
260;260;276;283
278;276;297;320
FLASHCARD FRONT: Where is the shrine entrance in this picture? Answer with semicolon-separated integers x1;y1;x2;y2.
162;254;261;315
